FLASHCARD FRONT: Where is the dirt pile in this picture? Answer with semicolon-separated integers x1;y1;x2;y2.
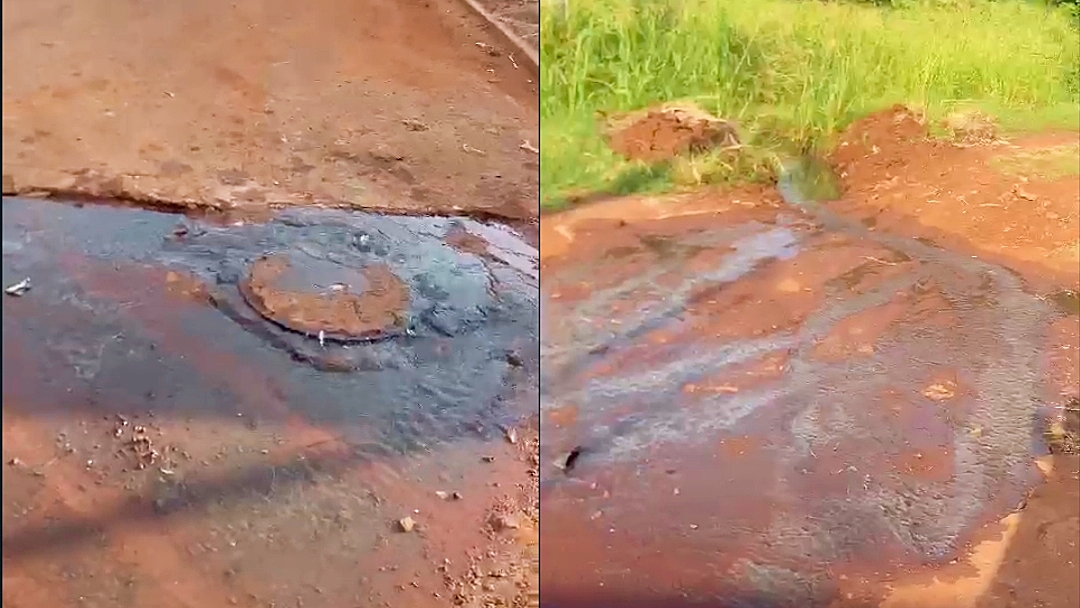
827;105;1080;289
606;103;741;163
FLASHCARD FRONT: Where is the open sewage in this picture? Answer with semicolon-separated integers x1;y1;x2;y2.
539;166;1069;605
2;197;539;453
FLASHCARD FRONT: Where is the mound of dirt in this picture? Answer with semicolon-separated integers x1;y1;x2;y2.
606;103;741;163
827;104;1080;289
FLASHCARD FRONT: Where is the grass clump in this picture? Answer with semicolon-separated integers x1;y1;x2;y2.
539;0;1080;208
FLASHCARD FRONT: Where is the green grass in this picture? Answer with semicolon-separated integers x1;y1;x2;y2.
540;0;1080;208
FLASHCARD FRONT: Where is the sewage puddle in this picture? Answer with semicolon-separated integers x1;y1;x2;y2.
3;197;539;452
539;188;1071;606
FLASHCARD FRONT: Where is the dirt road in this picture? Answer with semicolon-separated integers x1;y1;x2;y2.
2;0;539;220
2;0;540;606
539;112;1078;608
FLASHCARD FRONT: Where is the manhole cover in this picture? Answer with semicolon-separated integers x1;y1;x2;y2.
240;252;410;341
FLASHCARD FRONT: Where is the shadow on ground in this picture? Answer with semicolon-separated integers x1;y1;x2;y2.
2;446;368;560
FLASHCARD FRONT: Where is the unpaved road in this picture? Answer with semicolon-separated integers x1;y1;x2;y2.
539;111;1078;608
2;0;540;606
2;0;539;220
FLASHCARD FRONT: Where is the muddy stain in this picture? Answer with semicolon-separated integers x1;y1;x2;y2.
2;197;539;453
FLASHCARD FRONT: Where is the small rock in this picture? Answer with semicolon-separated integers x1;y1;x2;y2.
491;513;520;531
397;517;416;533
481;455;495;463
8;457;23;467
451;491;463;501
435;491;449;500
504;427;518;445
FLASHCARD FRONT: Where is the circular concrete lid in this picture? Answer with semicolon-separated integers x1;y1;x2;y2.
239;252;410;341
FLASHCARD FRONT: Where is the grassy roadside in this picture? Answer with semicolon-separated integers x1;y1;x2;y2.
539;0;1080;208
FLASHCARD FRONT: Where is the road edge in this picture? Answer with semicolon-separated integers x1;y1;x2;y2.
455;0;539;74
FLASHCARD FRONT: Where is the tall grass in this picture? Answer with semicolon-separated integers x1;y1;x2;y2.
540;0;1080;207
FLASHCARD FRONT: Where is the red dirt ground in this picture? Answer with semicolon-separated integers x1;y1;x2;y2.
2;410;539;608
1;0;539;220
828;105;1079;292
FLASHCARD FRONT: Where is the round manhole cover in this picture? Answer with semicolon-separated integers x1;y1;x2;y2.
240;252;410;341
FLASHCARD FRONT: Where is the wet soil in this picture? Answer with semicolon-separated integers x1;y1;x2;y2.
2;198;539;607
539;112;1078;607
2;0;539;220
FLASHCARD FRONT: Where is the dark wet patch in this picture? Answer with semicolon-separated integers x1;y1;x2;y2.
554;446;583;473
2;197;538;453
638;234;709;260
540;189;1056;600
777;155;842;205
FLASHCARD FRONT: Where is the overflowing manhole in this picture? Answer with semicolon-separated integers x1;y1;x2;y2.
2;197;538;451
